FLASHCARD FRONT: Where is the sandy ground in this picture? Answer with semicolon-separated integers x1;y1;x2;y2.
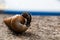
0;14;60;40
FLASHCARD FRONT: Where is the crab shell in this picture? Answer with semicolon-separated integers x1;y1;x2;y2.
3;15;28;33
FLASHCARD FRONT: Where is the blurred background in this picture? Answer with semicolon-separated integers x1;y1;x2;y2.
0;0;60;15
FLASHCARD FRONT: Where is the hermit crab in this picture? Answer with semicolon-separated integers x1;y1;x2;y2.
3;12;32;33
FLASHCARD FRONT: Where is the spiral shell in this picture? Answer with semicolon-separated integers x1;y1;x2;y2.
3;15;28;33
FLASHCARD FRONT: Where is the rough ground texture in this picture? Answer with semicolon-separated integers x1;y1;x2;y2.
0;14;60;40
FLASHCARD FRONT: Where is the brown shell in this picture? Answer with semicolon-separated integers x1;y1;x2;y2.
3;15;28;33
